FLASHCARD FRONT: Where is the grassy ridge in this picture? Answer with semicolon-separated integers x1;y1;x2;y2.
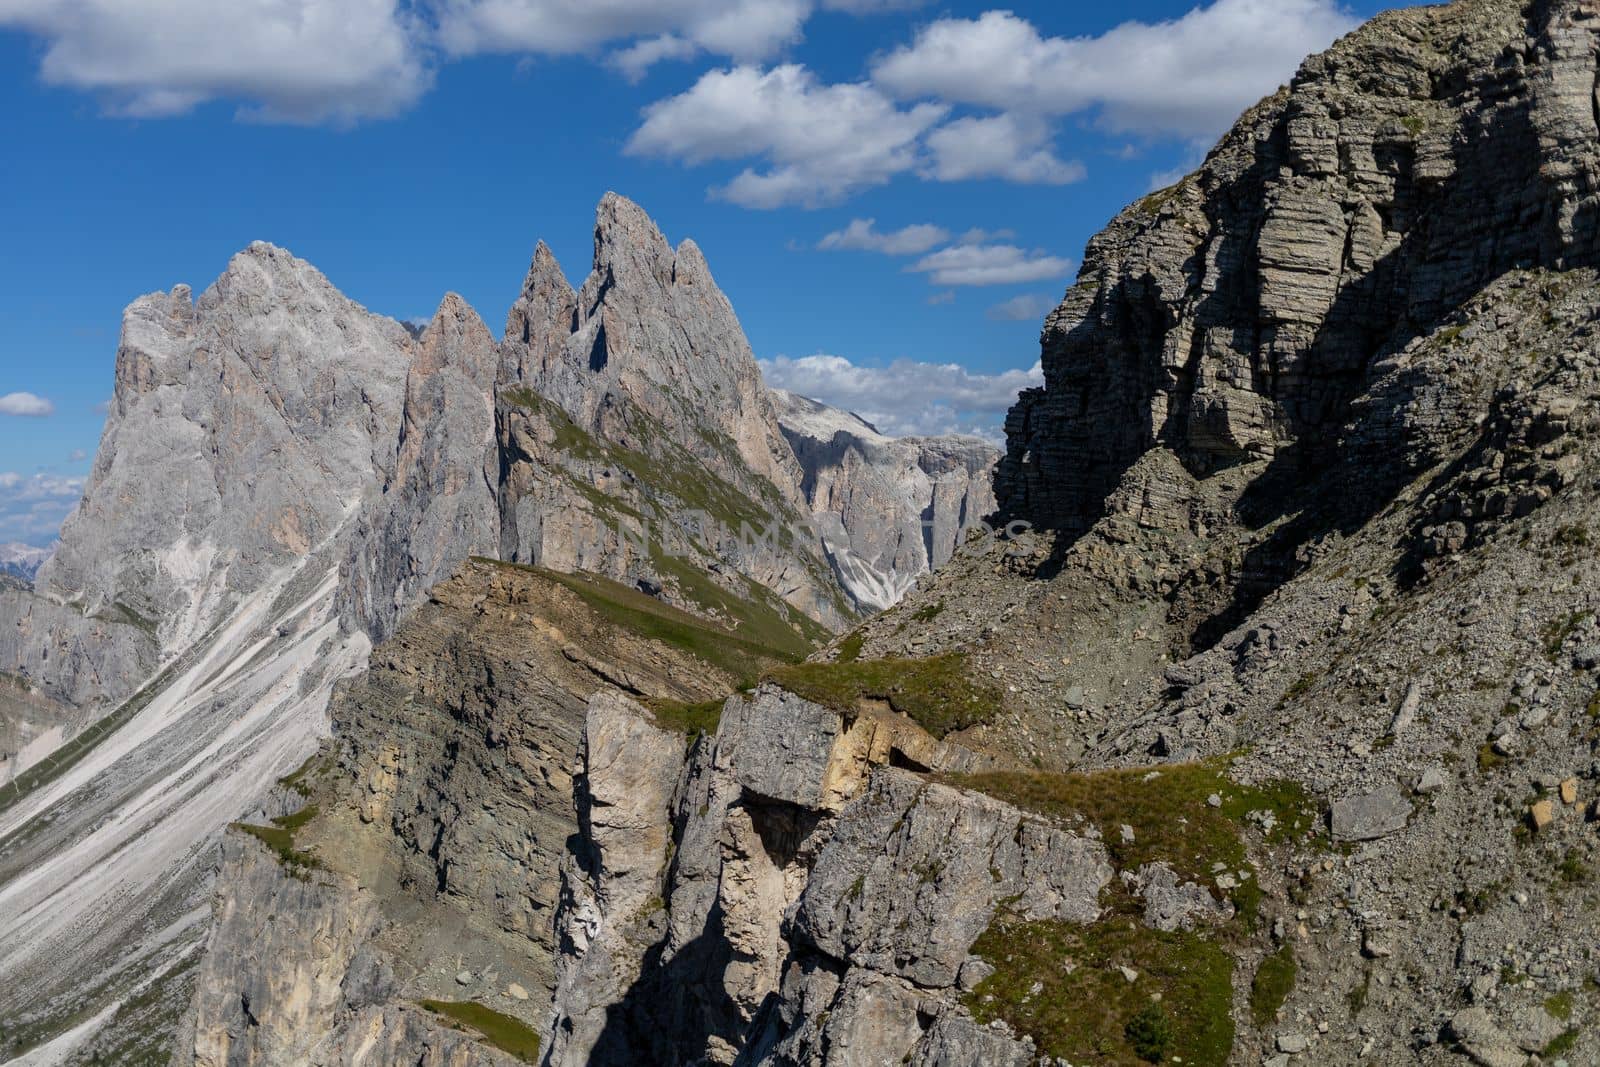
419;1000;541;1063
762;653;1001;738
473;559;813;683
966;913;1234;1065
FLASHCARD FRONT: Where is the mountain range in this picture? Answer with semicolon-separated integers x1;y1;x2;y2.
9;1;1600;1064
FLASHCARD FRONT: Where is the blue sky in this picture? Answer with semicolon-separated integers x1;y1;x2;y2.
0;0;1410;546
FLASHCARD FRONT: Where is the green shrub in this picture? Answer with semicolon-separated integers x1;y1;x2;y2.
1125;1003;1175;1063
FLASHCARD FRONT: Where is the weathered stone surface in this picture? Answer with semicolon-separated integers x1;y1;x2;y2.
1330;784;1413;842
341;292;501;640
996;0;1599;533
577;691;686;919
907;1012;1035;1067
793;769;1111;989
1131;861;1233;933
186;833;379;1067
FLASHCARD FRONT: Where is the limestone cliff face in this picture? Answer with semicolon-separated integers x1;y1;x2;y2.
340;293;502;639
772;390;999;611
3;246;413;708
544;687;1107;1067
998;0;1600;533
177;559;800;1067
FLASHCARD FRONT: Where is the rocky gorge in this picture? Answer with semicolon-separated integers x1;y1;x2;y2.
9;0;1600;1064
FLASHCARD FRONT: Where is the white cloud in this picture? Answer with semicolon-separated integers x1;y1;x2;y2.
0;392;55;417
627;64;947;208
986;293;1055;322
608;34;701;81
817;218;949;255
68;449;89;463
908;244;1073;287
872;0;1358;140
0;0;429;123
820;0;927;11
434;0;810;64
955;226;1015;245
0;472;85;546
926;291;956;306
924;114;1085;185
761;353;1040;440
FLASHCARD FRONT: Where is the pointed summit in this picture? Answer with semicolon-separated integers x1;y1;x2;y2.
587;191;676;299
503;241;577;385
416;292;497;385
506;194;808;511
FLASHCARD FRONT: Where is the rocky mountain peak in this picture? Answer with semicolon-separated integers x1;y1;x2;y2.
503;240;579;385
416;291;497;383
587;190;677;295
506;194;809;513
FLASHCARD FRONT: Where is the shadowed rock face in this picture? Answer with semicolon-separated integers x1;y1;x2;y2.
998;0;1600;535
771;390;999;612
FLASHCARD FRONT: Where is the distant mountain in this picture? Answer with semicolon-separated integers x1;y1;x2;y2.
772;389;998;611
0;543;50;582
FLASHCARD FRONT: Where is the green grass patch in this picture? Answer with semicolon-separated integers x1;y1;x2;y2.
647;547;828;658
277;752;327;799
1547;990;1576;1022
94;599;160;638
948;759;1319;890
473;559;811;684
1544;610;1593;662
1250;946;1297;1026
1279;672;1318;708
1557;851;1590;886
764;653;1002;739
646;698;725;739
911;602;946;623
1544;1028;1580;1058
503;386;809;550
419;1000;541;1063
232;805;322;879
835;630;866;664
963;912;1234;1066
1134;182;1184;218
